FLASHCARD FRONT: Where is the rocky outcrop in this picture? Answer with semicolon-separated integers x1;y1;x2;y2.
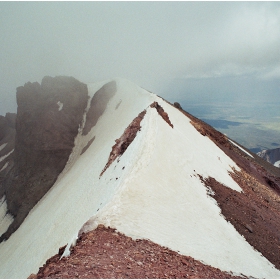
150;101;173;128
258;148;280;167
0;76;88;242
100;110;146;176
174;102;182;110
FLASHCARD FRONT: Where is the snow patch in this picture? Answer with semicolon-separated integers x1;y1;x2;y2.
0;196;14;237
229;139;254;158
0;143;7;152
57;101;63;111
0;149;14;163
274;160;280;167
60;234;78;259
0;162;8;172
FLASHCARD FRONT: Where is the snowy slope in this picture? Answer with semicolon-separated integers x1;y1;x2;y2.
0;79;154;278
0;78;279;278
85;97;280;278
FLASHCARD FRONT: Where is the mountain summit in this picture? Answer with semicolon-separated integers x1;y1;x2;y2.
0;77;280;278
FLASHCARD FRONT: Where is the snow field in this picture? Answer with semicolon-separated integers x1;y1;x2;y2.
92;96;280;278
0;79;154;279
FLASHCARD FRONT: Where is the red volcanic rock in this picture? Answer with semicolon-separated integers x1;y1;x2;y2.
33;225;242;279
199;169;280;270
100;110;146;176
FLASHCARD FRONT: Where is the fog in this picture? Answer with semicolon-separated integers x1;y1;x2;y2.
1;2;280;115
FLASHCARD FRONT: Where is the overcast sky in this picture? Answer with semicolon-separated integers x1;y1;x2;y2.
1;1;280;115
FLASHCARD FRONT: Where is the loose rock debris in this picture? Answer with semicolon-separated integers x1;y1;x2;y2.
100;110;146;176
199;169;280;270
33;225;243;279
150;101;173;128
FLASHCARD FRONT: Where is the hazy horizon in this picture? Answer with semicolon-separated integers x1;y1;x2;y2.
1;2;280;110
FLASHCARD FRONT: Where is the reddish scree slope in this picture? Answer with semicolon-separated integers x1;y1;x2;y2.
31;225;242;279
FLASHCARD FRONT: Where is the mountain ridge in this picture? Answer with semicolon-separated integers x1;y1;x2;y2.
0;77;280;278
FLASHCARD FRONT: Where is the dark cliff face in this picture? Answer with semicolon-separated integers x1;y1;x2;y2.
0;113;16;158
0;76;88;242
0;113;16;192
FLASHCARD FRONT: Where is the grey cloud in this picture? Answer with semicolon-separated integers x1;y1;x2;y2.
1;2;280;114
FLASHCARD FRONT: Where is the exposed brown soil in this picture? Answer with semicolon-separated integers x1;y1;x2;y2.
33;225;242;279
199;169;280;270
100;110;146;176
82;81;116;135
150;102;173;128
80;136;95;155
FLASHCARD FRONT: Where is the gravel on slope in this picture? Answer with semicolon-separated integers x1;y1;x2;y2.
31;225;242;279
199;169;280;271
